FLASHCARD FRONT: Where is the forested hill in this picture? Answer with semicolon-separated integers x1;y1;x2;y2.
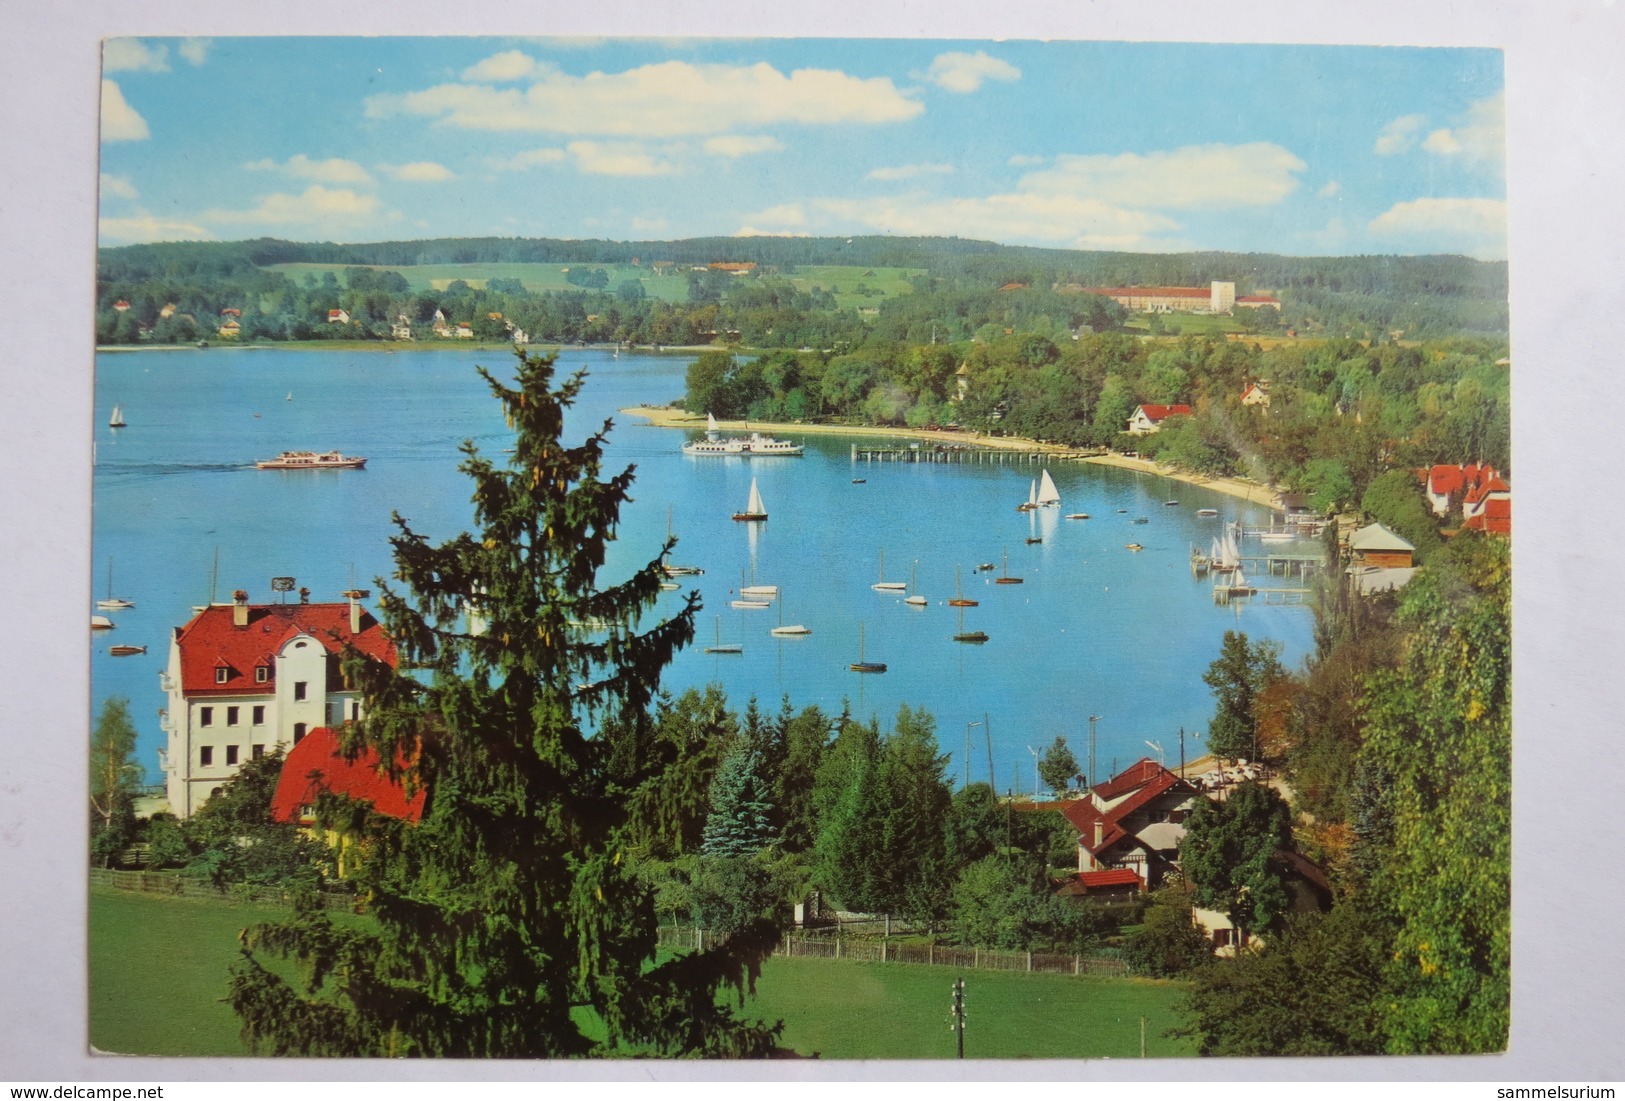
96;235;1508;345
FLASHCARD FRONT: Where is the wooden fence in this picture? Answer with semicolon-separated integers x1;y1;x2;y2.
657;925;1128;977
89;868;358;912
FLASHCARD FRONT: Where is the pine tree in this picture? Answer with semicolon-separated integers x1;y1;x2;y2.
227;348;782;1058
701;704;778;857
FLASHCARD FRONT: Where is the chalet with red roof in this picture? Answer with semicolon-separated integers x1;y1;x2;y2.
160;589;395;818
1059;758;1199;890
1421;462;1511;535
328;308;350;324
1126;403;1193;435
1240;381;1271;409
270;725;423;875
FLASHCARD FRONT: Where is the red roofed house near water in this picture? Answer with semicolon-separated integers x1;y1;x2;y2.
270;726;423;876
1060;758;1200;890
161;587;395;817
1126;403;1194;436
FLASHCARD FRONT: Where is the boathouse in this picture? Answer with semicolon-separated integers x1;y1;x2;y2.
1347;522;1416;569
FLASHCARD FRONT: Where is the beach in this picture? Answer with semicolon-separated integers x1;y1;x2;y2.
619;405;1285;509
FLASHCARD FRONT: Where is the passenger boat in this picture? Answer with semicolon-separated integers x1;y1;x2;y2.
256;450;367;470
731;477;768;522
108;644;147;656
1065;513;1091;520
663;564;704;577
683;413;804;456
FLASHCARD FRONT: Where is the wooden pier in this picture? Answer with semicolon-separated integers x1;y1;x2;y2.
851;444;1063;464
1214;585;1313;605
1236;552;1325;578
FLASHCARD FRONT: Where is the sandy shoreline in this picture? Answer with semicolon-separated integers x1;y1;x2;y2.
618;405;1284;509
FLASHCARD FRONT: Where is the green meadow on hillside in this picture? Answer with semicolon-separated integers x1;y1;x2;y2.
89;886;1191;1059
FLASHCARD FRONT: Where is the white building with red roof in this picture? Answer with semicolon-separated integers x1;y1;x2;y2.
159;589;395;817
1060;758;1200;890
1126;403;1193;435
1075;281;1236;314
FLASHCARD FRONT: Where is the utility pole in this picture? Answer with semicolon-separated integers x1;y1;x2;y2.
984;712;995;793
965;720;983;791
1087;714;1100;791
949;978;966;1058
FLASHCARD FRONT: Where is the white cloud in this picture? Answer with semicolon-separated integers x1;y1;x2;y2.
866;163;955;181
630;216;669;233
98;214;212;243
923;50;1021;93
564;141;678;177
462;50;546;82
366;60;922;137
1375;113;1427;156
1318;181;1341;199
100;81;149;141
245;154;373;185
815;192;1179;251
492;147;569;171
704;135;784;158
1018;143;1306;209
1008;154;1046;167
178;38;211;66
203;185;382;230
736;203;807;233
1422;96;1504;165
1368;197;1508;259
104;40;169;73
379;161;456;182
100;173;139;200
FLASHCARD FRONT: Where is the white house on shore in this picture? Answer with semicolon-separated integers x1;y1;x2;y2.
159;588;395;817
1126;403;1193;435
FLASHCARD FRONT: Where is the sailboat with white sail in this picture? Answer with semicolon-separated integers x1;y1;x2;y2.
731;477;768;522
1036;468;1060;508
1016;478;1038;512
108;404;126;428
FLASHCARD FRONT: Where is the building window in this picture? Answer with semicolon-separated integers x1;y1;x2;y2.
200;706;213;727
215;667;229;685
226;745;239;766
200;746;213;766
252;744;265;760
294;681;307;702
252;705;265;725
255;666;269;684
293;722;307;745
226;706;239;726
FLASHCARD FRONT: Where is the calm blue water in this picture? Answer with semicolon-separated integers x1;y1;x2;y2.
92;346;1313;791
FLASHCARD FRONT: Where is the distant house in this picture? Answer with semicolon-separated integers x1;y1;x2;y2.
1234;295;1282;310
390;314;414;341
510;327;529;345
1060;758;1200;890
1240;381;1271;409
1126;403;1193;435
1191;849;1332;955
220;307;242;318
998;282;1029;291
113;300;131;312
159;303;176;319
708;262;756;274
218;319;241;339
1074;281;1236;314
1053;867;1143;902
328;308;350;325
1422;462;1510;535
1348;522;1416;569
455;323;473;339
431;308;449;337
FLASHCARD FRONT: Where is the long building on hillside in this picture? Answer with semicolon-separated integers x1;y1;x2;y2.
1066;280;1278;314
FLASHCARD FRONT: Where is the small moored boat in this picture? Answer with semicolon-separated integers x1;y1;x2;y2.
109;644;147;656
849;623;886;673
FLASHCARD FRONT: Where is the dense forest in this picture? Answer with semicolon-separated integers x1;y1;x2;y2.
96;235;1508;348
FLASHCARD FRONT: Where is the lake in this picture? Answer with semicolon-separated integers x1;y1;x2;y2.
92;345;1314;792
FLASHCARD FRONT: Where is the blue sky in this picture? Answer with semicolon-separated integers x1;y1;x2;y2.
98;37;1506;259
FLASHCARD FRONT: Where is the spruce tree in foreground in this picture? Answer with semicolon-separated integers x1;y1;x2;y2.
227;348;782;1058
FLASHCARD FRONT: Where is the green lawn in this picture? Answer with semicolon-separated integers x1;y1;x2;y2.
782;265;924;311
90;886;1192;1059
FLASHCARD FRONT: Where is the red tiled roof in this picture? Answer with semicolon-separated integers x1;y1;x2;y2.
1077;868;1143;889
1135;404;1192;423
174;601;394;696
270;726;425;824
1464;497;1511;533
1062;759;1195;857
1236;295;1280;305
1428;464;1466;498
